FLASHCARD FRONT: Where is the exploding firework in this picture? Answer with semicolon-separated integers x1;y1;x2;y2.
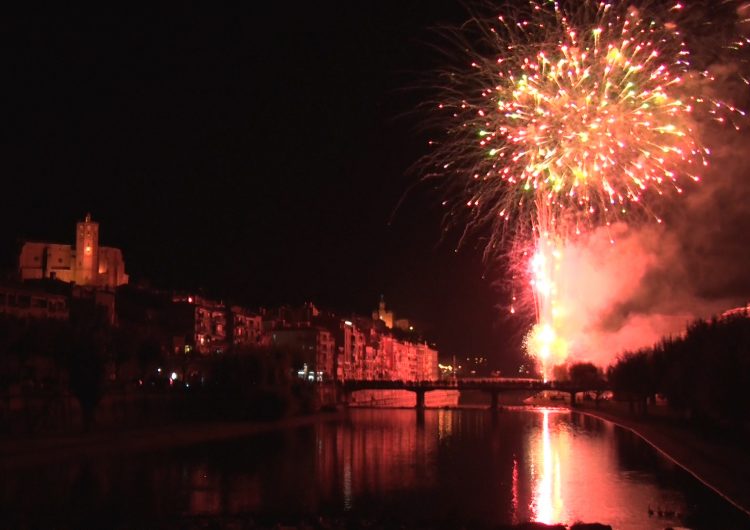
424;0;745;377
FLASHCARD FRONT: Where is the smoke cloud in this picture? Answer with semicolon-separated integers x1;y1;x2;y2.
555;74;750;367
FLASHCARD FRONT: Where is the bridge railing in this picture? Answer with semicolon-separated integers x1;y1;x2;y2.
338;378;610;393
339;378;551;390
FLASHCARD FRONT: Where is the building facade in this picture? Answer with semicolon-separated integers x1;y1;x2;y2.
229;305;263;348
372;295;394;329
271;327;336;381
19;214;128;290
171;294;228;355
259;302;439;383
0;283;69;320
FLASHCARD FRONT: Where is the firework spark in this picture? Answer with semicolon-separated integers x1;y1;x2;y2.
425;0;744;377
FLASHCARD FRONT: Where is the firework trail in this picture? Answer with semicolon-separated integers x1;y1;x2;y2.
425;0;745;378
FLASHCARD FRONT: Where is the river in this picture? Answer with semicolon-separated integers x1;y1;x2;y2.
2;407;748;529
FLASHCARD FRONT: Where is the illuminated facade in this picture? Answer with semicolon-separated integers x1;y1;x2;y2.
339;319;367;380
416;343;439;381
372;297;416;333
372;296;394;329
262;303;439;383
336;318;438;382
229;305;262;347
19;214;128;290
171;294;227;355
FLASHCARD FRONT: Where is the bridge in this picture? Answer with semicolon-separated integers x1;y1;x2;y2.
338;378;607;409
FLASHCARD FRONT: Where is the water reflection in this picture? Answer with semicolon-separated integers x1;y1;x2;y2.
530;409;564;524
1;409;748;529
315;410;437;508
438;408;453;441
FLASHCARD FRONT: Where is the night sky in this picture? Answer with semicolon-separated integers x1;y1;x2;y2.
5;6;528;371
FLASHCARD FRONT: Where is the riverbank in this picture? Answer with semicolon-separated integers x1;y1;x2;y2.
575;401;750;517
0;411;344;470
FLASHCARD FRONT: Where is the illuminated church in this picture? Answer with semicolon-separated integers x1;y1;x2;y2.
19;214;128;290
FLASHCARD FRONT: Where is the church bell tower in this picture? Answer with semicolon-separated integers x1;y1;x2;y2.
75;213;99;286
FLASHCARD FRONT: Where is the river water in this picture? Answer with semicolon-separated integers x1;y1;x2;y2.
2;407;749;529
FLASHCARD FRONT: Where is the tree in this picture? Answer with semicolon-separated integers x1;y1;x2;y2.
568;362;602;387
67;332;105;432
607;350;653;415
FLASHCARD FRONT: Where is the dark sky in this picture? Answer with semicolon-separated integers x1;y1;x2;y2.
4;6;528;370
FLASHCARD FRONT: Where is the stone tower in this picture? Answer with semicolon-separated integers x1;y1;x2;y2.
75;213;99;286
373;295;394;329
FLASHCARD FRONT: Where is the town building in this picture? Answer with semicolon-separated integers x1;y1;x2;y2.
270;327;336;381
19;214;128;290
416;343;439;381
171;294;227;355
372;296;418;333
338;319;367;380
372;295;394;329
0;283;69;320
228;305;263;348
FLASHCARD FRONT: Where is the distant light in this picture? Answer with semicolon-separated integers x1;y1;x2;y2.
188;296;194;303
157;367;162;373
344;320;352;326
409;326;414;331
171;372;178;381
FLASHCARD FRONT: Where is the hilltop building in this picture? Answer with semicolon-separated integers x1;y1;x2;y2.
372;296;416;333
372;295;394;329
19;214;128;290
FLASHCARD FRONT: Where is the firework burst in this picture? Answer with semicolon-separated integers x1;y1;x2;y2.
427;0;743;242
424;0;745;377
